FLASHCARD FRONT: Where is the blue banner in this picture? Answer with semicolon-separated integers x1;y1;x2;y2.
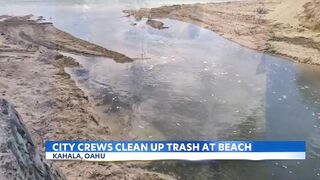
45;141;305;153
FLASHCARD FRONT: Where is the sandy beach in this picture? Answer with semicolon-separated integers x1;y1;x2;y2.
125;0;320;65
1;0;320;179
0;15;173;179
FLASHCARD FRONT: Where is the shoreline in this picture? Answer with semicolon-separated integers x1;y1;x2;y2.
1;0;319;179
0;15;173;179
125;0;320;65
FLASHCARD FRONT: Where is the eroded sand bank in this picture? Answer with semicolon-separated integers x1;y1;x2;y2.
1;0;319;178
0;15;173;179
125;0;320;65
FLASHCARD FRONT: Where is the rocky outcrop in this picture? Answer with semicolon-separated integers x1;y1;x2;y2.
0;99;65;180
146;19;168;30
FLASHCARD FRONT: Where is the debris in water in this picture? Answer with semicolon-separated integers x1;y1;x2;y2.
282;95;287;99
200;99;207;103
146;65;154;71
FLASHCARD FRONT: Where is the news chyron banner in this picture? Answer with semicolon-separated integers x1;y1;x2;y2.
45;141;305;161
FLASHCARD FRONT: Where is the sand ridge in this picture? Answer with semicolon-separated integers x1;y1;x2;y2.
125;0;320;65
0;15;173;180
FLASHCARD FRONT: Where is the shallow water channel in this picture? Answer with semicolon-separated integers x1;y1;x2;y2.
2;1;320;179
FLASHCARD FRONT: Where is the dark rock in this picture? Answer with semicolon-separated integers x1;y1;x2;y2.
146;19;169;30
0;99;65;180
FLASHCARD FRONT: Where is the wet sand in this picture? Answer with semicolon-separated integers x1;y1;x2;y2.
0;15;172;179
125;0;320;65
1;0;319;179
